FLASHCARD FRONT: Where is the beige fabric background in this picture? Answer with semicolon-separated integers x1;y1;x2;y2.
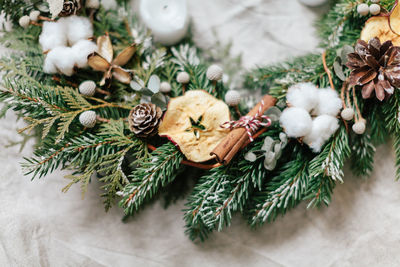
1;0;399;266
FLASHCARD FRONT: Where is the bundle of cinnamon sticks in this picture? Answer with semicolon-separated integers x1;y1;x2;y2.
211;95;276;165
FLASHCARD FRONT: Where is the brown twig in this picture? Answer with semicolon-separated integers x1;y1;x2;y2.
38;16;55;22
322;51;335;91
29;21;42;27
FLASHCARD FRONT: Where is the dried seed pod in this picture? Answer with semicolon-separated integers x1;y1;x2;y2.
29;10;40;22
19;16;30;28
340;108;354;121
352;120;366;134
224;90;241;106
206;64;223;81
177;72;190;84
79;80;96;96
79;110;97;128
160;81;172;93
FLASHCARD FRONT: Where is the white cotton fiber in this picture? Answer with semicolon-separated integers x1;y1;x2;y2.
303;115;339;152
286;82;319;112
44;47;76;76
39;21;68;51
312;88;342;116
72;40;97;68
280;107;312;138
59;16;93;46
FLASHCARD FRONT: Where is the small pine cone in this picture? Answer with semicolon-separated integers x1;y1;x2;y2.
59;0;82;17
128;103;163;138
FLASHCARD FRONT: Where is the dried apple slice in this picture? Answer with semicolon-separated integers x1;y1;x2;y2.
158;90;230;162
389;0;400;35
361;16;400;46
361;1;400;46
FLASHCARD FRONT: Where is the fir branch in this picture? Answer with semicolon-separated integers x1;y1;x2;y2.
247;151;309;226
120;143;184;215
306;126;350;207
350;133;375;177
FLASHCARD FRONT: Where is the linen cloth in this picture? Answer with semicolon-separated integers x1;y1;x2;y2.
1;0;399;266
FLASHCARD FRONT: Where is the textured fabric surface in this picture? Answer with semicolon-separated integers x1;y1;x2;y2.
1;1;399;266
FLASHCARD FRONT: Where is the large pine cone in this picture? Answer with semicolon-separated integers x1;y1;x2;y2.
59;0;82;17
347;37;400;101
128;103;163;138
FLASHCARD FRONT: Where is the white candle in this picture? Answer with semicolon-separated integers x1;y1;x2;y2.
298;0;328;7
139;0;189;46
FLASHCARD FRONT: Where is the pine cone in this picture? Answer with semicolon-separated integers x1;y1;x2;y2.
347;37;400;101
128;103;163;138
59;0;82;17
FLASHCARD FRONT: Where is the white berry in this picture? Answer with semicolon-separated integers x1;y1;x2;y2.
177;72;190;84
224;90;241;106
357;4;369;16
79;80;96;96
370;0;380;3
29;10;40;22
352;121;366;135
206;64;223;81
369;4;381;15
79;111;97;128
19;16;30;29
340;108;354;121
160;81;172;93
86;0;100;9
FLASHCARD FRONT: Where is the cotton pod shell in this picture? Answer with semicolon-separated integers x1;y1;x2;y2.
352;121;366;134
341;108;354;121
369;4;381;15
19;16;30;29
357;3;369;16
29;10;40;22
86;0;100;9
177;72;190;84
224;90;241;106
286;82;319;112
79;80;97;96
279;107;312;138
206;64;223;81
79;110;97;128
160;81;172;93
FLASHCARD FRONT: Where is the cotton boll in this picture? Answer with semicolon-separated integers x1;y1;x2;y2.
303;115;339;152
39;21;68;51
280;107;312;138
313;88;342;116
45;47;76;76
72;40;97;68
43;56;57;74
60;16;93;46
286;82;319;112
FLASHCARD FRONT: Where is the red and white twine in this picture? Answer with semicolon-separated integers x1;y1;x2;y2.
221;100;272;142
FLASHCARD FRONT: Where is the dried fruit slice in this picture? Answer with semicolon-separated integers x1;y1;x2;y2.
158;90;230;162
389;1;400;35
361;1;400;46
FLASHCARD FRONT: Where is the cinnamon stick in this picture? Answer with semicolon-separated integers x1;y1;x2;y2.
211;95;276;165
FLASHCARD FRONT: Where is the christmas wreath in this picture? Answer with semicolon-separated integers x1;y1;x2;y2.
0;0;398;241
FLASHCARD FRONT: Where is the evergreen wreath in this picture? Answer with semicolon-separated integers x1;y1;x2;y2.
0;0;398;241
